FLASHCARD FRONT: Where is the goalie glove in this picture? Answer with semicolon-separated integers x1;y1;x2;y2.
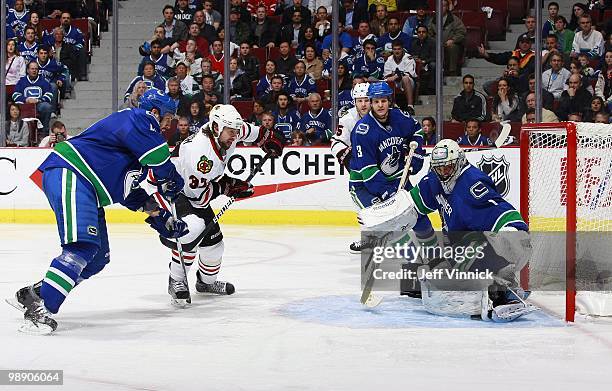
218;175;254;199
145;209;189;238
257;127;285;157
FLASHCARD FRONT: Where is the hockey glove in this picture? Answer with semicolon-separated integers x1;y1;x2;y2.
156;173;185;203
218;175;254;199
257;127;284;157
145;209;189;238
336;147;352;170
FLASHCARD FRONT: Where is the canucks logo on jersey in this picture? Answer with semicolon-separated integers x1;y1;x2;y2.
380;145;401;176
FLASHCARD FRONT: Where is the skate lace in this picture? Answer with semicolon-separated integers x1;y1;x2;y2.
171;278;188;292
206;281;225;294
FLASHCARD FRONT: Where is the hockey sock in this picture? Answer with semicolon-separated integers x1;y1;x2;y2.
40;242;98;314
169;249;196;281
197;241;224;284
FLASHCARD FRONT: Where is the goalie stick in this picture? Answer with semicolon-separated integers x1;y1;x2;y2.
360;141;419;308
170;201;192;304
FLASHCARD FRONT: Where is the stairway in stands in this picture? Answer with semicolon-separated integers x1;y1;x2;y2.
62;0;163;134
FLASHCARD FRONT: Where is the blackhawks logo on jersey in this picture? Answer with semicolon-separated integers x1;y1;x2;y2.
477;155;510;196
197;155;213;174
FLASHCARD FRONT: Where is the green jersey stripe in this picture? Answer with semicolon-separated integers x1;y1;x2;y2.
139;143;170;166
409;186;436;215
492;210;525;232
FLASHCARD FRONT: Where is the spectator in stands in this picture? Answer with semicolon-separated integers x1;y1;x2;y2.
491;78;523;122
273;92;302;142
251;5;278;49
174;0;195;24
193;8;218;43
178;23;210;57
261;75;288;109
457;119;491;147
606;32;612;53
202;1;222;29
451;74;489;123
290;130;307;146
257;60;278;96
195;73;220;105
19;26;39;63
276;41;299;77
169;117;192;147
28;11;45;42
282;0;312;26
49;27;77;85
207;39;225;74
38;120;70;148
427;0;466;76
543;2;560;37
7;0;30;38
287;61;317;106
5;39;26;88
301;93;331;145
352;39;384;80
555;16;575;54
595;111;611;123
583;96;607;121
402;3;431;38
557;73;593;120
377;17;412;57
297;27;320;57
12;61;53;135
577;53;597;85
321;20;353;54
595;50;612;104
248;100;266;125
352;21;378;58
303;44;323;80
541;35;568;71
516;15;537;49
568;3;589;32
36;45;64;113
175;39;204;82
172;62;199;98
521;92;559;123
160;4;188;42
279;9;307;48
339;0;368;30
230;0;252;23
314;6;331;39
520;73;555;111
338;64;354;107
542;53;572;99
370;4;389;36
236;42;260;83
124;62;166;102
310;1;333;20
140;26;175;56
479;35;535;78
421;116;437;145
484;56;529;96
384;40;417;114
228;57;252;100
188;100;207;132
260;112;275;138
247;0;278;16
524;108;537;123
60;11;88;81
139;39;175;79
571;14;604;59
411;24;436;94
229;6;253;45
122;80;147;109
4;103;30;147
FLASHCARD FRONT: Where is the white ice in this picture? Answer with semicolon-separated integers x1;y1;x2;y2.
2;223;612;391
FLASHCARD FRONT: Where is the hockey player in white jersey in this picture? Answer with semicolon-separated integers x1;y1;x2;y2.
153;104;284;306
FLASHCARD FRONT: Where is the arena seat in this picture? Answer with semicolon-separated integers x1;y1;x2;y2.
455;10;487;58
508;0;529;23
480;0;508;41
232;100;255;119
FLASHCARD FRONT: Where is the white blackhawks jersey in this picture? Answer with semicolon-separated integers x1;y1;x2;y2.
330;106;363;157
171;121;261;208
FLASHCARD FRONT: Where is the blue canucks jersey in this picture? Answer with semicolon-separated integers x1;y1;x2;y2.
38;108;178;207
256;75;273;97
300;109;332;143
287;75;316;100
377;32;412;53
338;89;353;108
18;41;38;62
124;75;167;101
62;26;85;50
7;8;29;37
37;58;66;84
456;134;491;147
352;54;384;79
352;34;377;57
138;54;174;79
12;75;53;103
410;165;527;232
273;109;301;142
322;32;353;51
349;108;425;207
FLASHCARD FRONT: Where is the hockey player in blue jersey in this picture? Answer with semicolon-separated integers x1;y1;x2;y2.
349;81;435;244
8;89;189;334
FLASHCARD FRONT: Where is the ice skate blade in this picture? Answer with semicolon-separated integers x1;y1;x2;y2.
18;320;54;335
362;293;383;308
170;297;190;308
5;297;25;313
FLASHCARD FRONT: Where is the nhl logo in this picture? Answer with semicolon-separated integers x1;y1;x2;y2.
477;155;510;196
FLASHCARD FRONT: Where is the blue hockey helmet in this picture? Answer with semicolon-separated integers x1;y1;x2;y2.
367;82;393;100
139;88;177;117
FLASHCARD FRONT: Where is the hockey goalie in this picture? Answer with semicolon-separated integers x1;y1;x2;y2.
358;139;538;322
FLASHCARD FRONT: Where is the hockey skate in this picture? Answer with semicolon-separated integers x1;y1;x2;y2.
8;282;57;335
168;276;191;307
195;271;235;295
350;239;374;254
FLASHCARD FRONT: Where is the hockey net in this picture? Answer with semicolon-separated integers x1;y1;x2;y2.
521;122;612;321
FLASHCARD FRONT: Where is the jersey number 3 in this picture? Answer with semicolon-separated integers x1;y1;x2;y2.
356;145;363;158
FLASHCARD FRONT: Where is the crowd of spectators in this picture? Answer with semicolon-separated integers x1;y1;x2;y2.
3;0;108;146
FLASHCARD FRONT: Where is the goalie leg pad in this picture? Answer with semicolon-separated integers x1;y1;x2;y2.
197;241;225;284
358;189;418;232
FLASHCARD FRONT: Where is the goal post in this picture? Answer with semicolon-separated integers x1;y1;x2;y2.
521;122;612;322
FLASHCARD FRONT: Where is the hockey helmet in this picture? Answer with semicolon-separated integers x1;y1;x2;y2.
139;88;177;117
430;139;466;193
367;81;393;100
209;104;244;137
351;82;370;100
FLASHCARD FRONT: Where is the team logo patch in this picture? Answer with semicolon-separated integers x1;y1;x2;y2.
87;226;98;236
380;146;401;176
356;123;369;135
470;181;489;199
197;155;214;174
477;155;510;196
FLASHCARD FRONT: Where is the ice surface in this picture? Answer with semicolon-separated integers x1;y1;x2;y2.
2;224;612;391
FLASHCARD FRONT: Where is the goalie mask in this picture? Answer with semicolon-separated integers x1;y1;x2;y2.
208;104;244;137
430;139;466;193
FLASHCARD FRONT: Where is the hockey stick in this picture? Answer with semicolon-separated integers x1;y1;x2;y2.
424;123;512;155
360;141;419;308
170;201;192;305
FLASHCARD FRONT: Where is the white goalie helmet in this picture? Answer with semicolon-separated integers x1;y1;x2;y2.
430;139;467;193
351;82;370;100
208;104;244;137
